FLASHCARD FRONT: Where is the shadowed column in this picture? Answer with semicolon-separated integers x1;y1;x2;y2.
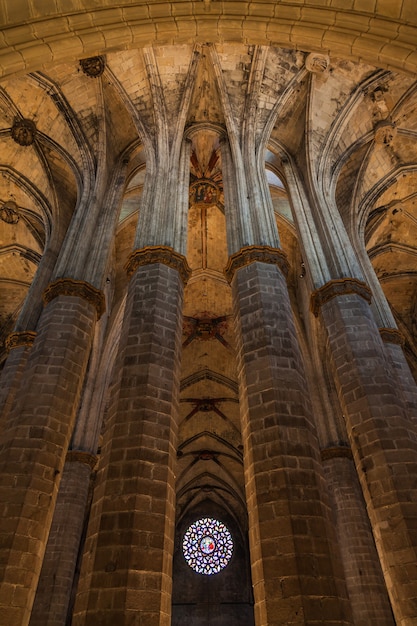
227;247;352;626
0;281;103;626
0;333;36;435
322;449;395;626
73;248;189;626
28;452;97;626
315;284;417;626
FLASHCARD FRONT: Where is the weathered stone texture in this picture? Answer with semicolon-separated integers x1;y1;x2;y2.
1;6;417;625
321;293;417;625
28;459;93;626
232;260;351;625
384;341;417;423
0;343;32;435
73;262;183;626
324;455;395;625
0;294;96;626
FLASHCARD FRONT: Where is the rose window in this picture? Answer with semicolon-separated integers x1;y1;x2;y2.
182;517;233;575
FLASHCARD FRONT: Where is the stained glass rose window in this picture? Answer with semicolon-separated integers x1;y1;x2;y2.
182;517;233;575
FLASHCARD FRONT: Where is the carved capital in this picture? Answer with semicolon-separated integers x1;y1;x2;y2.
124;246;192;285
66;449;98;470
379;327;405;346
5;330;37;352
224;245;289;283
310;278;372;317
321;446;353;462
43;278;106;319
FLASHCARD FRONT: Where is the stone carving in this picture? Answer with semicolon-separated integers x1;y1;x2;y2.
0;200;19;224
370;86;390;122
310;278;372;317
379;327;405;345
374;119;397;145
305;53;330;74
183;314;229;349
224;245;289;283
80;56;105;78
181;397;234;422
125;245;192;285
11;118;37;146
43;278;106;319
321;446;353;461
5;330;37;351
66;450;98;470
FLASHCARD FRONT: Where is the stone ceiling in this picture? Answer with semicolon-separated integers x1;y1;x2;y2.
1;41;417;522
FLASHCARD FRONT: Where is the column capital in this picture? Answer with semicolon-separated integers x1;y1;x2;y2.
66;449;98;470
43;278;106;319
124;245;192;285
379;327;405;345
320;446;353;462
224;245;289;283
5;330;37;352
310;278;372;317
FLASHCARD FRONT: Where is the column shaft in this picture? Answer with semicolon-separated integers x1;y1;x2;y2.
321;293;417;625
74;261;184;626
0;342;33;435
383;339;417;422
323;454;394;625
29;457;94;626
232;259;351;625
0;294;96;626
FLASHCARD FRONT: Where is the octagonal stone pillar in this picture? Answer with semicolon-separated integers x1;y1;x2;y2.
0;281;103;626
225;247;352;626
313;284;417;626
73;248;190;626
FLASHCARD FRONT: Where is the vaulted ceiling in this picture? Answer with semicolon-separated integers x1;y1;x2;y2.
1;42;417;523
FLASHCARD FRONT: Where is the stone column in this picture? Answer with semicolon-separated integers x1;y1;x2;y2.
29;451;97;626
0;245;62;434
380;329;417;422
0;280;104;626
322;448;395;626
0;332;36;435
284;156;395;623
73;247;190;626
313;282;417;626
225;247;351;626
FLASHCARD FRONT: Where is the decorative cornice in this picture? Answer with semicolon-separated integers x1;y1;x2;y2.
321;446;353;462
379;327;405;346
43;278;106;319
124;246;192;285
5;330;37;352
66;450;98;470
224;245;289;283
310;278;372;317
